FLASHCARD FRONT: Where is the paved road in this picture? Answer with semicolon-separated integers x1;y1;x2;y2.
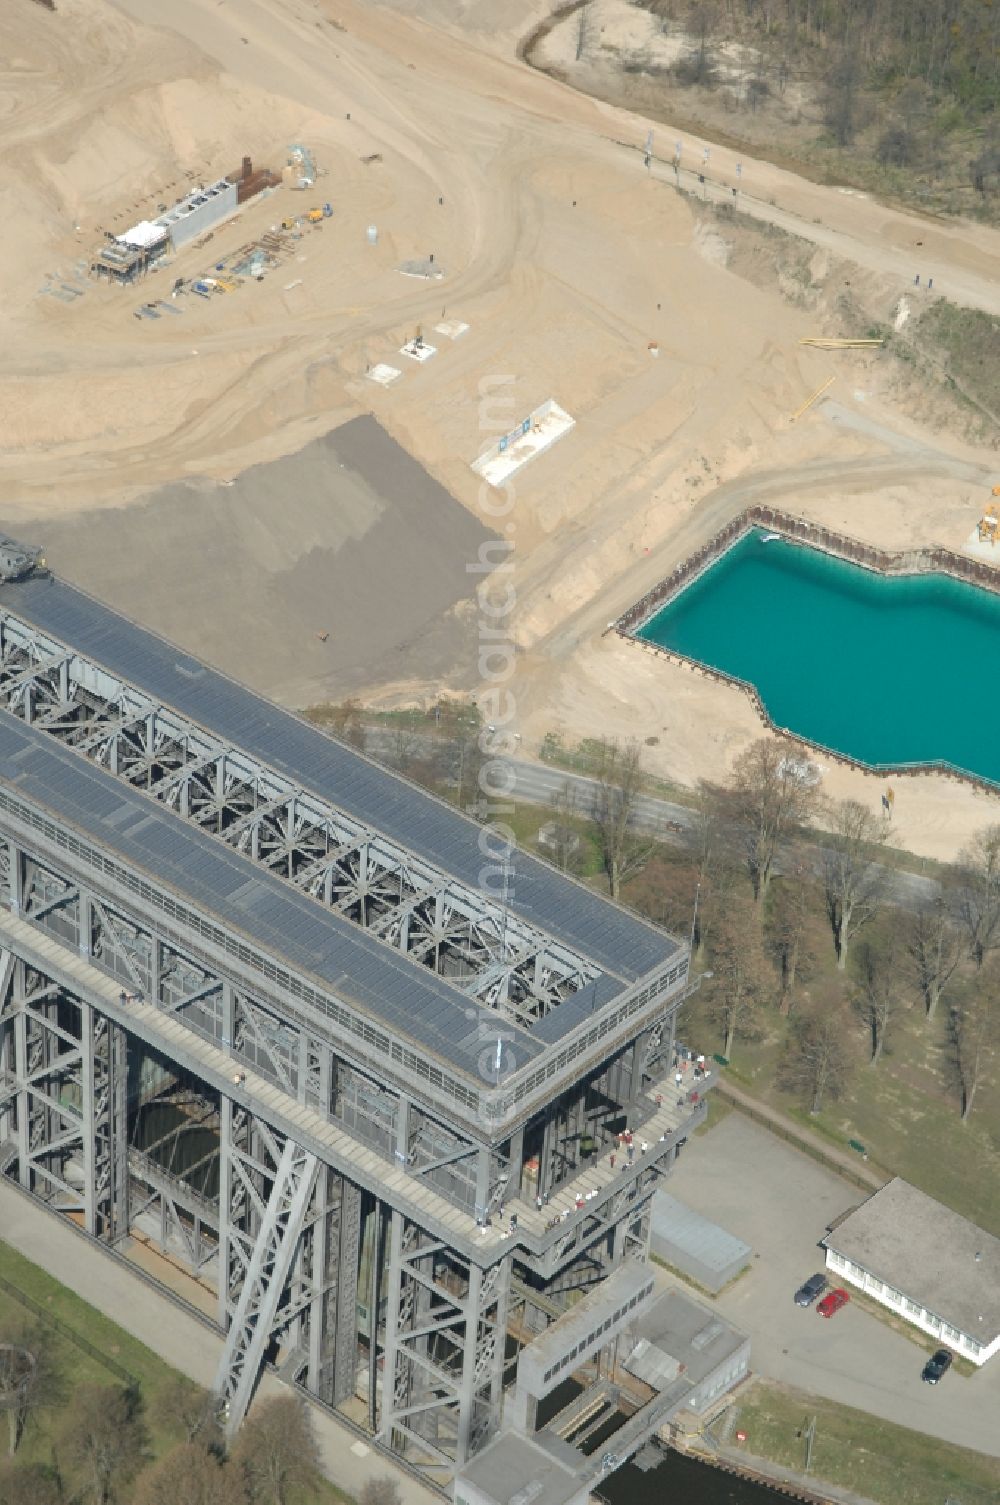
506;757;939;913
0;1182;439;1505
666;1113;1000;1457
362;728;940;914
658;157;1000;319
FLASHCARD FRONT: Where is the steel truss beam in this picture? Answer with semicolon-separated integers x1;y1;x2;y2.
0;612;600;1025
215;1132;319;1434
0;924;368;1445
0;950;127;1240
0;784;690;1495
379;1221;509;1474
2;838;511;1233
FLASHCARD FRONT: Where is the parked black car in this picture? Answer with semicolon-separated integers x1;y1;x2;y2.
794;1273;828;1307
921;1349;953;1385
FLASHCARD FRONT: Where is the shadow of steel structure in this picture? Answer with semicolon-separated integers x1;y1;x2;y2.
0;574;701;1487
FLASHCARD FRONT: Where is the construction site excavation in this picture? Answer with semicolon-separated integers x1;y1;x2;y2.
2;0;1000;1502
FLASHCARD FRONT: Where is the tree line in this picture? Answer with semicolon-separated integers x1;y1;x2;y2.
0;1354;403;1505
579;736;997;1122
642;0;1000;198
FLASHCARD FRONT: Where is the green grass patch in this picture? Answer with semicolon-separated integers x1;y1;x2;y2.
538;732;697;806
506;801;607;882
0;1239;350;1503
0;1239;193;1457
0;1240;203;1486
735;1377;1000;1505
916;302;1000;420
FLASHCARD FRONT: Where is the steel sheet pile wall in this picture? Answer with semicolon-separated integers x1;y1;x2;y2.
616;505;1000;793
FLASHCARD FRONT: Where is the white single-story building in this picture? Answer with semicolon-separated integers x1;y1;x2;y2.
822;1178;1000;1366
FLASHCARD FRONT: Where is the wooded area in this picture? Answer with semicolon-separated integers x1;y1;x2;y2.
638;0;1000;209
306;699;1000;1230
603;735;998;1125
0;1373;328;1505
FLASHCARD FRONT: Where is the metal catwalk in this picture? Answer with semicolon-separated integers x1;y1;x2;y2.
0;579;701;1492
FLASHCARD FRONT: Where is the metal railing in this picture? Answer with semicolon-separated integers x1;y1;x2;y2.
0;1269;138;1387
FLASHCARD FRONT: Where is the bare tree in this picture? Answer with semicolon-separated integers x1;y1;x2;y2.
689;794;738;959
855;939;898;1064
0;1344;35;1459
949;974;997;1122
64;1384;148;1505
547;780;580;873
904;899;964;1018
781;1003;855;1114
727;741;820;907
232;1395;321;1505
325;699;366;752
389;726;417;775
823;800;888;971
592;739;652;900
951;825;1000;968
159;1378;219;1447
360;1479;403;1505
766;863;816;1014
133;1443;249;1505
0;1322;58;1457
452;726;485;813
706;896;771;1059
823;47;861;146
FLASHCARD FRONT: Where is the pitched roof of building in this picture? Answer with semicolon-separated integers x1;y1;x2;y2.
824;1177;1000;1342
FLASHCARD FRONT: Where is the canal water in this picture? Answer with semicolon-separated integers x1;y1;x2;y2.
602;1446;795;1505
639;529;1000;783
538;1378;790;1505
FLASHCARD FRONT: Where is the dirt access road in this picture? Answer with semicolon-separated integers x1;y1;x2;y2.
114;0;1000;318
7;0;999;861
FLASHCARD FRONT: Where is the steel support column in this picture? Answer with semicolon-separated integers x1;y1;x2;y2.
214;1130;319;1434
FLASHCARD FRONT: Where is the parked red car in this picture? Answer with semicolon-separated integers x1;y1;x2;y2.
817;1288;850;1318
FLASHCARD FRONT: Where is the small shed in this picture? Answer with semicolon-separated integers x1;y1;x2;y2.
650;1191;752;1293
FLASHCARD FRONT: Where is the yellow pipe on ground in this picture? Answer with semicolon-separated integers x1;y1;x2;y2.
790;375;835;422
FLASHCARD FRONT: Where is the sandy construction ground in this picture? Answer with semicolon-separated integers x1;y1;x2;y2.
1;0;999;860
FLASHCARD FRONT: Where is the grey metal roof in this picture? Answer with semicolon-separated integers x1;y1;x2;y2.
629;1287;748;1388
823;1178;1000;1342
651;1191;752;1276
0;708;547;1081
455;1430;585;1505
1;574;676;983
515;1260;655;1393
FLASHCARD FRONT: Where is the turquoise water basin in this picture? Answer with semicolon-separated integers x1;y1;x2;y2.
638;529;994;781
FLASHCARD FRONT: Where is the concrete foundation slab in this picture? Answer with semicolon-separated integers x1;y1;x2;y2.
400;339;437;362
472;401;575;487
368;362;403;385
